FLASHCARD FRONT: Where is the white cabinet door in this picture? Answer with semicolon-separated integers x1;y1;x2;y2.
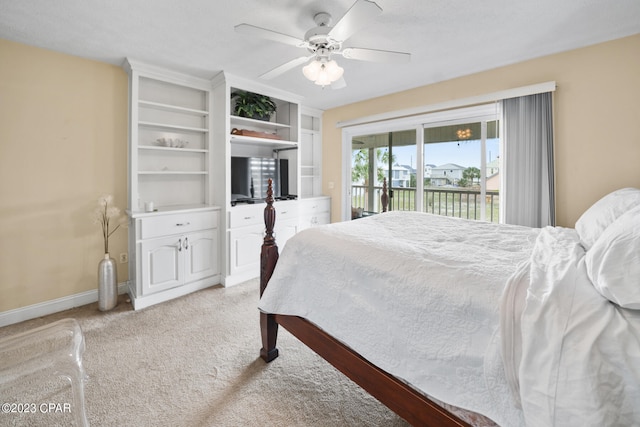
275;218;299;248
183;229;219;284
299;212;331;230
229;224;264;276
298;197;331;230
140;235;183;295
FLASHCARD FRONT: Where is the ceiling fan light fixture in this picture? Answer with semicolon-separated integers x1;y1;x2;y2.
237;0;409;89
325;59;344;79
303;58;344;86
314;72;332;86
302;59;322;81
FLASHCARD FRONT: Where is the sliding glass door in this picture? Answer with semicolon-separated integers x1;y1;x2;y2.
423;119;500;222
350;129;416;218
344;103;502;222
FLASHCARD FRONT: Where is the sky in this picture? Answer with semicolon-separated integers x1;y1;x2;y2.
391;139;500;170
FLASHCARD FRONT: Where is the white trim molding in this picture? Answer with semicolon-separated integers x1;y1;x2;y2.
337;81;556;128
0;282;130;328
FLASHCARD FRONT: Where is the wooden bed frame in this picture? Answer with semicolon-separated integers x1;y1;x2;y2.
258;178;472;426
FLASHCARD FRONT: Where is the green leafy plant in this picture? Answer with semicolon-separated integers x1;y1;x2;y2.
231;90;277;120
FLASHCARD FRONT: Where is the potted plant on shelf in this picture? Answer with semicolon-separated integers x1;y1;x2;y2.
231;90;277;121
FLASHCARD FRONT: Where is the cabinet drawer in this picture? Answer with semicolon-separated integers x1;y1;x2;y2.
299;197;330;214
275;201;298;221
140;211;218;239
229;200;299;229
229;204;264;228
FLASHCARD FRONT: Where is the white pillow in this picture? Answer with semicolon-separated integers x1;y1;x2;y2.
585;205;640;309
575;187;640;250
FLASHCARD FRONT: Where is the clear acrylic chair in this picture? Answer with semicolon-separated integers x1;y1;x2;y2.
0;318;89;426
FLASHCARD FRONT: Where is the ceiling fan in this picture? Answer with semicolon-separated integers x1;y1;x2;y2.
234;0;410;89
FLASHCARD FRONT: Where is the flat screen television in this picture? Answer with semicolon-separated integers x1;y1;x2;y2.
231;157;290;203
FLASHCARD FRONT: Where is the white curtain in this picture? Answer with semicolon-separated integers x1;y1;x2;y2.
503;92;555;227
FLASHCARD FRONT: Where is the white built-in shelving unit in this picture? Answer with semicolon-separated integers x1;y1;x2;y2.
125;61;214;212
123;63;329;296
211;74;301;286
123;59;220;309
210;74;328;286
300;107;323;198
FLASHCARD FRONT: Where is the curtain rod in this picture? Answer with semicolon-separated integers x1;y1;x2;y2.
336;81;557;128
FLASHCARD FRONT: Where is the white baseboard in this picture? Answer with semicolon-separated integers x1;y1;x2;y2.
223;270;258;287
127;276;221;310
0;282;130;328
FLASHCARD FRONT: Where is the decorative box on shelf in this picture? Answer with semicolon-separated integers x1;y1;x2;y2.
231;128;282;140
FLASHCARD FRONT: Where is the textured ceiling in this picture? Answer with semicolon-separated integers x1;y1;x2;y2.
1;0;639;110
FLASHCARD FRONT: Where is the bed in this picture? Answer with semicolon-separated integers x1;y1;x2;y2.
258;181;640;426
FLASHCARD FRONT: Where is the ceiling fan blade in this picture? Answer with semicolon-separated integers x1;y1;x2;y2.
341;47;411;63
259;56;313;80
331;76;347;90
328;0;382;42
235;23;307;48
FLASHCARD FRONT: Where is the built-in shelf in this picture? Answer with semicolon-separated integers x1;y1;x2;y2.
125;59;213;213
226;86;299;149
300;110;323;198
138;146;208;153
230;135;298;148
139;100;208;116
139;121;208;133
230;115;291;130
138;171;208;175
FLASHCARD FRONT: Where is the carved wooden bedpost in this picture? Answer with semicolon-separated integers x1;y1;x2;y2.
381;177;389;212
260;178;279;362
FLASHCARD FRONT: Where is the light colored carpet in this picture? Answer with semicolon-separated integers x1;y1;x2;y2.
0;280;409;426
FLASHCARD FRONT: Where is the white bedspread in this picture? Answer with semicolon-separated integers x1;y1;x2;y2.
259;211;539;426
502;226;640;426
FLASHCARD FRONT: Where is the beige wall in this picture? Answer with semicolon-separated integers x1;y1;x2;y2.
322;34;640;227
0;39;128;312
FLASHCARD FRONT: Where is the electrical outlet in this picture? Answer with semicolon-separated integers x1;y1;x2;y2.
119;253;128;263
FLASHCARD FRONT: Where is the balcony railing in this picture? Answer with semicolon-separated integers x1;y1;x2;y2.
352;185;500;222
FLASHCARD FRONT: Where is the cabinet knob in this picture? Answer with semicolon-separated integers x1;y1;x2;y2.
178;238;182;251
176;222;191;227
183;237;189;250
244;216;253;220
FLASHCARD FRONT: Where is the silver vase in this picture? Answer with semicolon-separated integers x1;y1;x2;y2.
98;253;118;311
